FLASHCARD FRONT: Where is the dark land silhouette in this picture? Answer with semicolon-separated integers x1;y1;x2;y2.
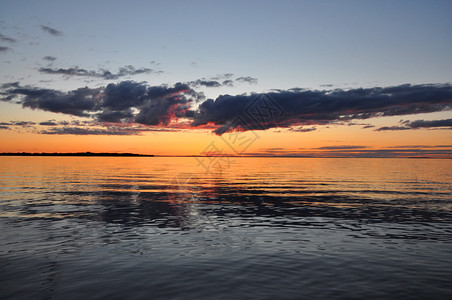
0;152;154;157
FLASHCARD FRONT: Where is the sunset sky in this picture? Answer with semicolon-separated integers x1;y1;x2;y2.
1;0;451;157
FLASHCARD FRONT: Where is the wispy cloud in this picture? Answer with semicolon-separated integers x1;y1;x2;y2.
40;25;63;36
289;127;317;132
187;75;258;88
39;65;161;80
211;73;234;81
41;127;139;136
0;33;16;43
39;122;180;136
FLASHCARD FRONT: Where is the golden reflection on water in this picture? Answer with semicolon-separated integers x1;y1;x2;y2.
0;156;451;219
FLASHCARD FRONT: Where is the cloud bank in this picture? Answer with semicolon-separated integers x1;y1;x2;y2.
1;82;452;135
193;83;452;134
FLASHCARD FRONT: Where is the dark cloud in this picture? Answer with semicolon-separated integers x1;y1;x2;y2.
0;46;10;52
96;110;134;123
1;84;99;116
333;149;452;158
102;81;147;110
0;33;16;43
192;84;452;135
376;118;452;131
406;119;452;128
135;83;194;125
375;126;411;131
222;80;234;87
250;147;452;158
14;86;100;117
386;145;452;149
43;56;57;62
39;65;158;80
235;76;258;84
40;25;63;36
386;145;429;149
12;121;36;126
345;122;373;127
146;82;191;99
1;82;20;89
39;67;96;77
39;121;58;126
315;145;368;150
362;125;375;129
0;125;9;130
189;80;222;88
2;82;452;135
1;81;197;126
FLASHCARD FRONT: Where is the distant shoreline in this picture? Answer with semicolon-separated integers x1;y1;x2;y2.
0;152;449;159
0;152;154;157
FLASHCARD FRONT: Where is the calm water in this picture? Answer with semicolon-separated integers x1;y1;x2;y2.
1;157;452;299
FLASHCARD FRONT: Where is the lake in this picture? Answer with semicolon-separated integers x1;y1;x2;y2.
1;157;451;299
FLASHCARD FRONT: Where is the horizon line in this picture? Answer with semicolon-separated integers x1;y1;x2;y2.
0;152;450;159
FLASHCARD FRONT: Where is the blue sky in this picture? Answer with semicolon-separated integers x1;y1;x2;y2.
1;0;451;156
2;0;451;93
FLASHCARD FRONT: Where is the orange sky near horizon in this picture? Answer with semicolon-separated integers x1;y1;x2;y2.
1;118;451;157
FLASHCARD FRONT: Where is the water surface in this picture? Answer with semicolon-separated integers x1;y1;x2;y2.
1;157;451;299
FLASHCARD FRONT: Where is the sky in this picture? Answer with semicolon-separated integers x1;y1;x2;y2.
1;0;451;157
